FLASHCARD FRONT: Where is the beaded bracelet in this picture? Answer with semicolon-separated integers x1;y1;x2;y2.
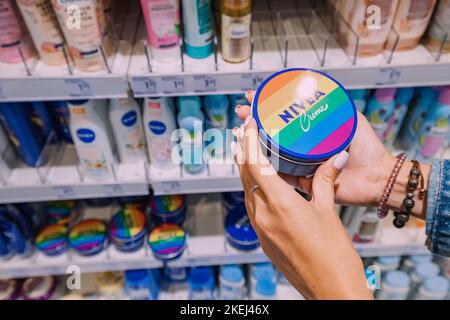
377;153;407;219
392;160;425;229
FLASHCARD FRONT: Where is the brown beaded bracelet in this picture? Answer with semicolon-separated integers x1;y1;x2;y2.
392;160;425;229
377;153;407;219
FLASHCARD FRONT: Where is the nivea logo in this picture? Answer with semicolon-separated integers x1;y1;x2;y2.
76;128;96;143
278;90;326;125
149;121;166;135
121;111;137;127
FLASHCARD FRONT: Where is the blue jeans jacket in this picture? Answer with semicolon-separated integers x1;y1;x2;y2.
426;160;450;257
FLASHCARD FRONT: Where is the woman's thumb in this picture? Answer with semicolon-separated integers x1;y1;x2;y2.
312;151;349;206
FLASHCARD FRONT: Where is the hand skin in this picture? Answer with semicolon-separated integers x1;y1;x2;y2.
231;117;374;300
232;91;432;299
236;91;431;219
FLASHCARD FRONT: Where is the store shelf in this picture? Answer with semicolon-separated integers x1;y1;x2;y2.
128;7;450;98
0;3;140;102
149;163;242;195
0;145;149;203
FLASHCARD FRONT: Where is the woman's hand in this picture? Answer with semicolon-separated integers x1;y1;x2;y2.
231;117;373;300
235;91;396;208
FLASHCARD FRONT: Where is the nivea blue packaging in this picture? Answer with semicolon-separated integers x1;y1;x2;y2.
383;87;415;146
400;87;441;151
48;101;73;143
222;192;245;213
0;102;44;166
30;101;54;143
224;207;259;251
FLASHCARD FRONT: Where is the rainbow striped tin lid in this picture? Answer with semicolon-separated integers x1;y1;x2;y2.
148;224;186;260
149;195;185;214
109;208;146;242
68;219;107;254
253;68;357;163
35;224;68;255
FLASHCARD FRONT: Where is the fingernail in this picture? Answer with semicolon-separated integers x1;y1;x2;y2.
334;151;349;171
230;141;237;156
244;115;251;127
245;90;251;99
235;105;241;113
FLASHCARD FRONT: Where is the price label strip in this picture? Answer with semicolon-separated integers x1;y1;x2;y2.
132;76;157;95
161;76;185;94
0;85;5;99
64;79;92;97
103;184;123;195
193;75;217;92
376;68;401;86
54;186;75;199
241;73;265;91
161;181;181;193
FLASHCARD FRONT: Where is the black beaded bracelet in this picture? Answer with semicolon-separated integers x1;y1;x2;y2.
393;160;425;229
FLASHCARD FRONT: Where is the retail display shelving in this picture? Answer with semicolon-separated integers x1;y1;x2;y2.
0;2;140;102
0;144;149;204
0;201;429;279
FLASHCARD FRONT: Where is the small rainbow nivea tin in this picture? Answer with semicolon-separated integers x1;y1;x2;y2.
252;68;357;176
148;224;187;261
109;208;147;252
68;219;108;256
149;195;185;214
35;224;68;256
47;201;77;226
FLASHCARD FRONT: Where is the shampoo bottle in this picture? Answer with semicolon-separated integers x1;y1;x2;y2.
68;100;116;180
109;96;147;164
365;88;397;140
140;0;181;62
203;95;229;130
349;89;368;113
0;102;44;166
182;0;213;59
143;97;177;168
383;87;414;146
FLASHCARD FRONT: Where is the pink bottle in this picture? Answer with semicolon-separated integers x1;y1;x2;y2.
0;0;35;63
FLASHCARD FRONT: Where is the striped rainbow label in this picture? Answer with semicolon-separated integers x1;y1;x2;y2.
253;69;356;160
148;224;186;257
68;219;107;251
109;208;146;240
35;224;67;252
150;195;185;213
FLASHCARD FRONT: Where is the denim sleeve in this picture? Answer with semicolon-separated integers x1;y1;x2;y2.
425;160;450;257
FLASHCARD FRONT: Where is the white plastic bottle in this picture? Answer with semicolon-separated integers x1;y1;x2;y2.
143;97;177;168
109;96;147;164
413;276;449;300
68;100;115;181
376;270;410;300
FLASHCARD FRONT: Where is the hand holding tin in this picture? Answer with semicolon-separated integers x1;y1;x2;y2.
231;115;372;300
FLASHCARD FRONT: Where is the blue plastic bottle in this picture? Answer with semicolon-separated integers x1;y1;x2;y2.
177;96;205;174
365;88;397;141
229;94;246;128
29;101;54;143
188;267;216;300
349;89;368;113
0;103;44;166
415;88;450;161
182;0;214;59
219;264;245;300
383;87;415;146
124;269;151;300
48;101;73;143
400;87;441;151
203;95;229;130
